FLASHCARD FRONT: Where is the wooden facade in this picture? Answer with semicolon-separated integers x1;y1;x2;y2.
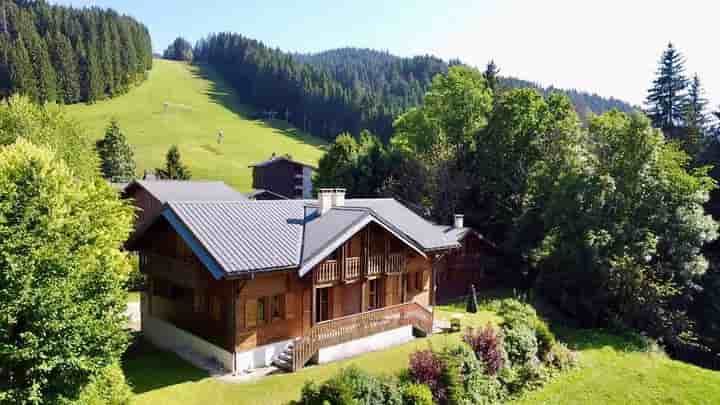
251;158;313;199
436;232;495;303
138;219;436;370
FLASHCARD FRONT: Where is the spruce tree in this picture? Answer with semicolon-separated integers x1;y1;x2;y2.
646;43;689;130
96;119;136;182
50;32;80;103
9;37;37;102
27;33;57;104
157;145;191;180
685;74;709;130
484;60;500;93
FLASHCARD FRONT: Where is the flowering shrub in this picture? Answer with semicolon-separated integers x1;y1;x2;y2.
463;324;507;375
408;349;446;403
545;342;579;371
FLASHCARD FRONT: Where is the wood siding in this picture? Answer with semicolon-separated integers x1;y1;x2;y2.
252;159;304;199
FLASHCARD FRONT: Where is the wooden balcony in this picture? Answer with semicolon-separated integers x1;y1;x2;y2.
315;260;339;284
367;255;384;276
386;253;406;274
344;257;362;280
293;302;433;371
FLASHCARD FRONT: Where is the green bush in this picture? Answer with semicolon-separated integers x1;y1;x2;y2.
497;299;539;328
533;319;556;359
444;343;505;405
545;342;578;371
64;363;132;405
294;366;401;405
125;254;145;291
502;324;538;365
401;383;433;405
450;316;462;332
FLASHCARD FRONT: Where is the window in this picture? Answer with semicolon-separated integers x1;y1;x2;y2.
257;297;267;325
271;294;285;320
316;288;330;323
210;296;221;321
369;279;380;310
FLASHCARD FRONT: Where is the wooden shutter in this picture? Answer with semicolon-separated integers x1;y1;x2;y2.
245;298;257;328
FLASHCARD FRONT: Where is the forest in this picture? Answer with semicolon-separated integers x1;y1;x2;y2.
314;43;720;368
192;34;635;142
0;0;153;104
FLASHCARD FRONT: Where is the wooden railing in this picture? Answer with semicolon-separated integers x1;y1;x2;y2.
344;257;362;280
315;260;339;284
292;302;433;371
387;253;406;274
367;255;384;276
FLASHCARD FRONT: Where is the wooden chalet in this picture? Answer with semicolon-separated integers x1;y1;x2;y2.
125;185;492;374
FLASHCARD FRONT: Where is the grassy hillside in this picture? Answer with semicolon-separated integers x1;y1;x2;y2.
66;59;325;191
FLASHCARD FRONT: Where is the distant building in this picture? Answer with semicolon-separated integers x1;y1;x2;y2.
249;154;316;199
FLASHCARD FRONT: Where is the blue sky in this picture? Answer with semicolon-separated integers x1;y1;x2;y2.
57;0;719;109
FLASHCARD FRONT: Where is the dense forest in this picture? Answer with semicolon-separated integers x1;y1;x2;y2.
193;35;635;142
0;0;153;104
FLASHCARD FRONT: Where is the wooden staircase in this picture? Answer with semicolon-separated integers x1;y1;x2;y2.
279;302;433;372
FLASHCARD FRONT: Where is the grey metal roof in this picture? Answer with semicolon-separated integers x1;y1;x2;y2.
167;200;307;274
245;189;289;200
139;197;459;278
341;199;460;251
127;180;248;203
434;225;471;244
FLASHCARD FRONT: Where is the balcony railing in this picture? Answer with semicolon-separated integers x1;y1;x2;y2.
315;260;339;284
367;255;384;276
292;302;433;371
344;257;361;280
387;253;406;274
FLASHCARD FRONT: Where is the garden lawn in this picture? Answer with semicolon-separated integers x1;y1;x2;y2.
126;291;140;304
65;59;325;191
123;300;720;405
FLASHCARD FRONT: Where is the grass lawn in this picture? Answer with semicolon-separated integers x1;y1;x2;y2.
65;59;326;192
123;298;720;405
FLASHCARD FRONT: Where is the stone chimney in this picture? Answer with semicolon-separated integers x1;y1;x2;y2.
318;188;346;216
453;214;464;229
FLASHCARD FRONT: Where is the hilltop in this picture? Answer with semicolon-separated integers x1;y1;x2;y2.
66;59;326;191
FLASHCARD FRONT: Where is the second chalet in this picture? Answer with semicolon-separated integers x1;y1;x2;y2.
126;186;491;374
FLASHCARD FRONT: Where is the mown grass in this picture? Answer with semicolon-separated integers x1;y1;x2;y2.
123;297;720;405
65;59;326;191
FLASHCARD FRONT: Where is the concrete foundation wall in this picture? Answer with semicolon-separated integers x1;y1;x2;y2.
236;338;293;372
317;325;414;364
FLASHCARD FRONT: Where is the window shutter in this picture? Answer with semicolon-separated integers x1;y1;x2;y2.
245;298;257;328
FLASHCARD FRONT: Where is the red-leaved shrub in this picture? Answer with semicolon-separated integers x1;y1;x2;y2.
408;349;446;403
464;323;506;375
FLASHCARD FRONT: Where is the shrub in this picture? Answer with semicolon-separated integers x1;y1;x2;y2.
63;363;132;405
533;319;556;359
409;349;446;403
447;343;504;405
545;342;579;371
294;367;401;405
440;349;466;405
497;299;539;328
463;324;507;375
401;383;433;405
502;324;538;365
450;316;462;332
125;254;145;291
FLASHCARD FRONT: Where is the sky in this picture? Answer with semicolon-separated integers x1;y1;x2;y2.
56;0;719;109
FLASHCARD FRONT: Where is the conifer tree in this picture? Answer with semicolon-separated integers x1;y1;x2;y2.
50;32;80;103
96;119;136;182
156;145;191;180
484;60;500;93
646;43;689;130
9;37;37;102
27;33;57;104
685;74;709;130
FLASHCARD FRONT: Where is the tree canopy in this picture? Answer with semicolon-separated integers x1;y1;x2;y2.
96;119;136;182
0;140;134;404
156;145;191;180
163;37;193;62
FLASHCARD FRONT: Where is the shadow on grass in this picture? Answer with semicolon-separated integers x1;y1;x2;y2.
122;333;208;394
189;63;327;152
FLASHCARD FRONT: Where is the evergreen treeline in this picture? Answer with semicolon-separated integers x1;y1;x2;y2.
163;37;193;62
0;0;153;104
194;36;635;142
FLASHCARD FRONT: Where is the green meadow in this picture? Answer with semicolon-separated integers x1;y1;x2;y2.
66;59;326;191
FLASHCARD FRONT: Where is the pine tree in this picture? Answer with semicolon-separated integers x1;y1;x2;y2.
50;32;80;103
27;33;57;104
96;119;136;182
685;74;709;130
157;145;191;180
9;37;38;102
484;60;500;93
646;43;689;130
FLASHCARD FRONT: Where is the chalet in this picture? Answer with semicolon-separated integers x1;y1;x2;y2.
249;154;316;199
126;188;491;374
